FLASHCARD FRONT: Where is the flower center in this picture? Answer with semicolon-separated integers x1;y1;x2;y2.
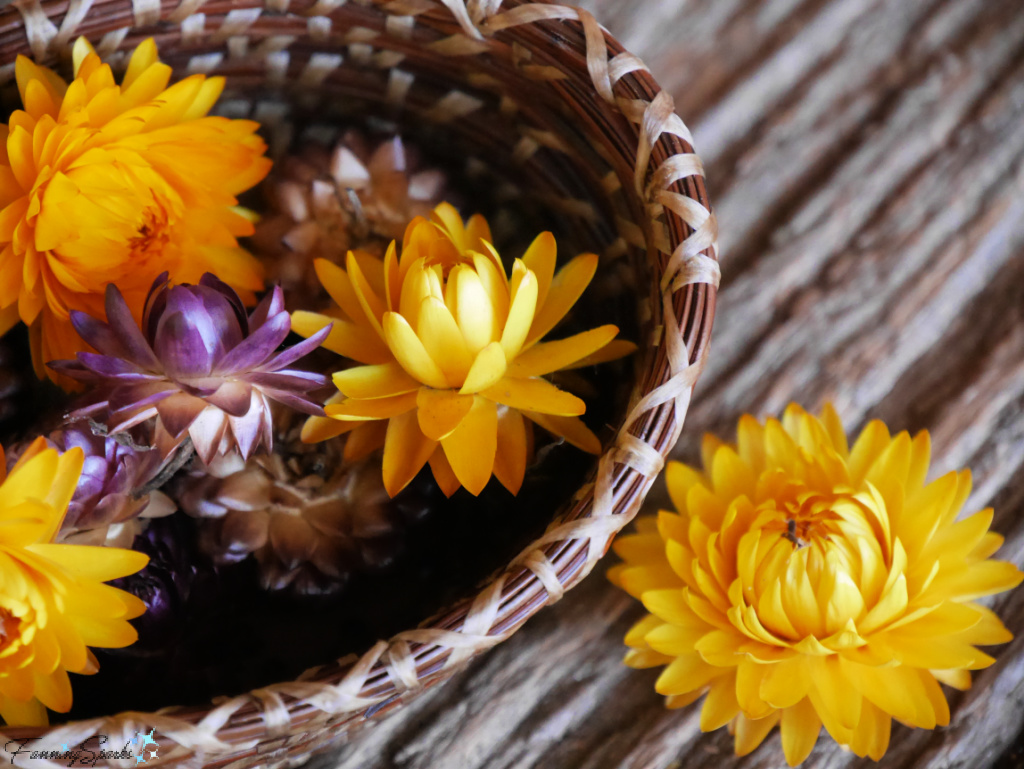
0;608;20;650
129;202;172;259
760;482;846;550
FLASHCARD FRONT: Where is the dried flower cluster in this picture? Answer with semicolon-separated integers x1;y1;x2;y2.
0;37;269;384
177;415;429;595
252;131;446;303
610;405;1023;765
294;203;634;497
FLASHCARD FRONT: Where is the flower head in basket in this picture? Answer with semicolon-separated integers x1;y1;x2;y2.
609;404;1023;765
7;422;176;548
0;37;270;385
50;273;330;465
0;437;148;725
292;202;635;497
177;432;430;595
252;131;447;301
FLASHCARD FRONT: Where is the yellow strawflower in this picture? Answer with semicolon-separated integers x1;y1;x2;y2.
0;438;148;725
609;404;1023;765
293;203;633;497
0;37;270;384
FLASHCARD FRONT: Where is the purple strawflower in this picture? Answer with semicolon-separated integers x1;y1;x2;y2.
51;273;330;465
6;421;174;545
52;423;165;532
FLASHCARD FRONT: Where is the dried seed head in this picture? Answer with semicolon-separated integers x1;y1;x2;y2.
176;413;430;595
251;130;447;306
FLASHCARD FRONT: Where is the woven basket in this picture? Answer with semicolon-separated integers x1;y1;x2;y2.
0;0;718;766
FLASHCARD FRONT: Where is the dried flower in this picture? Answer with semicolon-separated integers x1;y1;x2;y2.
176;414;429;595
293;203;634;497
609;404;1024;765
6;423;176;548
0;437;148;725
0;37;270;384
50;273;330;465
251;131;446;302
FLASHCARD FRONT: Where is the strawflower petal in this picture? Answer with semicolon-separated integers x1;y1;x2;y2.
440;397;498;496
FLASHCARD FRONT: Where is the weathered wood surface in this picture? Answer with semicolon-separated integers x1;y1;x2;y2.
308;0;1024;766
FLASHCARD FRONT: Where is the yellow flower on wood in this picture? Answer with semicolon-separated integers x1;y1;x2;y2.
0;37;270;384
0;438;148;725
609;404;1023;765
293;203;634;497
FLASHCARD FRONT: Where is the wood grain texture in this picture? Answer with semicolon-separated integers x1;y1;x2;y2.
306;0;1024;766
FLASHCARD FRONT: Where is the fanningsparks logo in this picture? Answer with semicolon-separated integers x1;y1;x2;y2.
5;730;158;767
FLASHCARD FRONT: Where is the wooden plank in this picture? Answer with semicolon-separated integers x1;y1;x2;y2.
308;0;1024;766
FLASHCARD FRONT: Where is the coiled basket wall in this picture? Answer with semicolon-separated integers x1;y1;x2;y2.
0;0;719;766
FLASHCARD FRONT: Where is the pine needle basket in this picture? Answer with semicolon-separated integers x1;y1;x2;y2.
0;0;719;766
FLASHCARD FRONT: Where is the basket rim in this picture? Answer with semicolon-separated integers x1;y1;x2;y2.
0;0;720;764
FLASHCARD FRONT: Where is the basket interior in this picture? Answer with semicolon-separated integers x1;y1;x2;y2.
0;0;669;720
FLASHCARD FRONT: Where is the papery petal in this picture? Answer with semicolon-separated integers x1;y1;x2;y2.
460;342;506;395
76;353;157;381
193;280;247;350
416;297;472;386
493;407;528;495
522;411;601;453
383;409;436;496
188;407;230;465
205;380;253;417
561;338;637;370
440;397;497;496
483;377;585;416
428;446;461;498
214;309;289;374
245;282;283;331
326;391;418;421
292;310;391;365
780;698;820;766
454;267;498;354
382;312;449;389
155;391;210;437
68;310;124;358
333;362;420;400
153;309;215;378
526;253;598;346
262;322;330;370
417;388;474;441
509;325;619;378
521;231;556;310
500;264;537;360
103;284;159;368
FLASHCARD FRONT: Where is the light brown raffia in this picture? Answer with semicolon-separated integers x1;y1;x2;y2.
0;1;719;766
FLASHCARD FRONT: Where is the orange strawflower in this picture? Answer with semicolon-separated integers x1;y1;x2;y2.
293;203;634;497
0;37;270;383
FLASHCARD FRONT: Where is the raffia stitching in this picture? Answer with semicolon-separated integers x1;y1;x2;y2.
0;0;719;765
